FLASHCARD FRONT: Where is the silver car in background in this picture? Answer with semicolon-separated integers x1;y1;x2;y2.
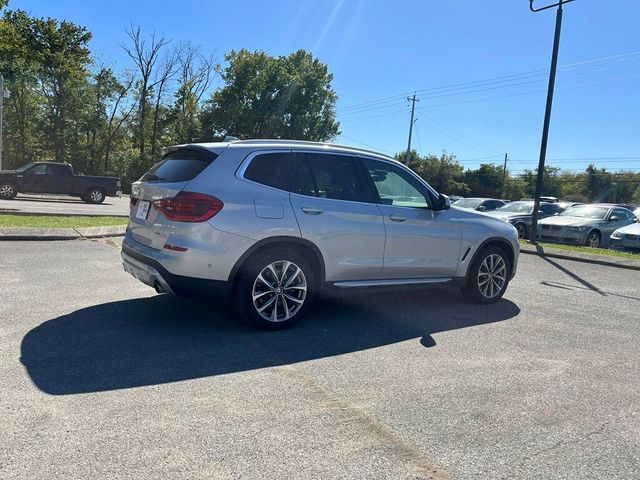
538;204;638;248
122;139;519;329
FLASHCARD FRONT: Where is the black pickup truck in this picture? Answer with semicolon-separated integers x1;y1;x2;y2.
0;162;121;204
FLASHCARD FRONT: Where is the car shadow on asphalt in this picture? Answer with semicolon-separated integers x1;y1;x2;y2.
20;288;520;395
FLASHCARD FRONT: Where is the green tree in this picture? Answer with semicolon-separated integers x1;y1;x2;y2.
465;164;504;198
201;49;340;141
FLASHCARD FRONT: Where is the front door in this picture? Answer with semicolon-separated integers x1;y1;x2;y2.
18;164;56;193
359;157;462;279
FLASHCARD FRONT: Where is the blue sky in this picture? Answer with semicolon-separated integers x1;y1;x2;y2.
9;0;640;173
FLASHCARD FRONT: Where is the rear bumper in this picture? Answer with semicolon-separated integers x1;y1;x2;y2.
122;243;231;300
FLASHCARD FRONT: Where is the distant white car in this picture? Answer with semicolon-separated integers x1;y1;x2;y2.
610;221;640;251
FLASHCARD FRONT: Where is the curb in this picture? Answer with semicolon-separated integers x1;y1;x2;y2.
0;225;126;241
519;243;640;271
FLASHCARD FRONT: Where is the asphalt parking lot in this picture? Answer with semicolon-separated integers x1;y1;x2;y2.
0;194;130;217
1;239;639;479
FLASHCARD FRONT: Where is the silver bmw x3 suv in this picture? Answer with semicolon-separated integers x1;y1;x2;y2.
122;139;519;329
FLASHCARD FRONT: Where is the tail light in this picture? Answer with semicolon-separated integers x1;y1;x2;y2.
130;197;138;209
153;192;223;222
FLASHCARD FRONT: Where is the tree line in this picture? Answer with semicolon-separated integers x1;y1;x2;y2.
0;6;339;186
399;150;640;204
0;4;637;203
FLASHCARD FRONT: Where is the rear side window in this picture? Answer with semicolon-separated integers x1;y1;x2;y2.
304;153;366;202
142;150;216;183
244;152;293;191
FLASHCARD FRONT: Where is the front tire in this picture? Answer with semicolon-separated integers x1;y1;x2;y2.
585;230;601;248
234;250;316;330
85;189;105;204
0;182;17;200
515;222;527;239
462;246;511;304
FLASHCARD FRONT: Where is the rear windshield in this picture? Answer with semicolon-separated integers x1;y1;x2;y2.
141;150;217;183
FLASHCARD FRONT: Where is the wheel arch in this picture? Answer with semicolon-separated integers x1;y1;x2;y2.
229;236;326;288
466;237;516;280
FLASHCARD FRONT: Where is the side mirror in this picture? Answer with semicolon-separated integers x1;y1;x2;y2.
437;193;451;211
477;205;486;211
553;212;560;216
609;215;620;222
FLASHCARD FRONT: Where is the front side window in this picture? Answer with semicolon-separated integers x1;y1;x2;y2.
244;152;293;191
612;209;631;221
540;204;560;215
362;158;432;209
26;164;49;175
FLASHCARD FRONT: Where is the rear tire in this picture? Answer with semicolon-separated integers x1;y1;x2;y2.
462;246;511;304
234;249;316;330
0;182;17;200
85;188;105;204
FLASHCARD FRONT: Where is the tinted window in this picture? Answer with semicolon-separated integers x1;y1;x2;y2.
362;158;432;208
613;209;631;221
292;155;316;196
26;164;48;175
305;153;365;202
540;204;560;215
142;150;216;183
244;152;293;191
48;164;70;176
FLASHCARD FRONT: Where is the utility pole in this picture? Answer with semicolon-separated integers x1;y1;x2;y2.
502;153;509;197
528;0;575;243
404;93;419;166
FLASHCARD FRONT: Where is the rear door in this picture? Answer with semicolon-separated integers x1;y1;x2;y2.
359;157;462;279
129;149;217;250
289;151;385;282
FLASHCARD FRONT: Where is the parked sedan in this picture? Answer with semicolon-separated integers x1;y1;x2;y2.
538;204;637;248
485;200;563;239
610;222;640;251
453;197;507;212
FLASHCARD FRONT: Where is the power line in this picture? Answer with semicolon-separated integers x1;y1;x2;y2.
336;51;640;113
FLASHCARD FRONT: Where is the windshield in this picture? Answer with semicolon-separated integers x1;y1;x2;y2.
15;163;35;172
496;201;533;214
561;206;609;220
453;198;482;209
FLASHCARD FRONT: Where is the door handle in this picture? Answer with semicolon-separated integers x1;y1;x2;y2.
389;214;407;222
301;207;324;215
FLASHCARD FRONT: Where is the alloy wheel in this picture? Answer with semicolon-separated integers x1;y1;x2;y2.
0;184;14;198
252;260;307;323
477;254;507;299
90;190;104;202
586;232;600;248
